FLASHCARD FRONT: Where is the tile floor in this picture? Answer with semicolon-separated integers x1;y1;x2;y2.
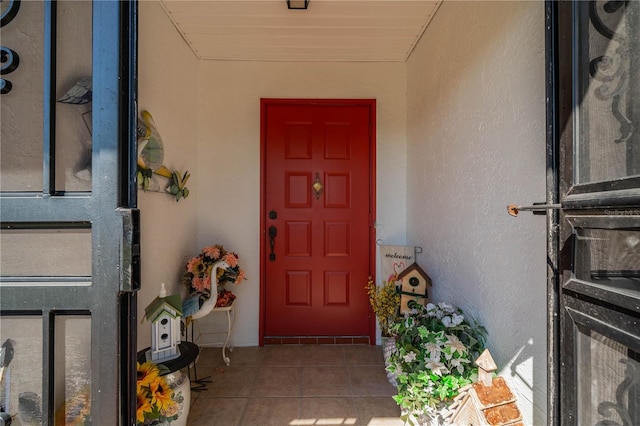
185;345;404;425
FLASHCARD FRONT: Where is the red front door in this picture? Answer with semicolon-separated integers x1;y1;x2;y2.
261;99;375;341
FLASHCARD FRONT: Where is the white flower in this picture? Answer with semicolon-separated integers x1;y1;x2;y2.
450;357;470;374
442;316;452;327
446;335;467;355
451;313;464;326
423;342;442;359
425;303;437;317
403;351;417;363
438;302;454;313
425;359;449;376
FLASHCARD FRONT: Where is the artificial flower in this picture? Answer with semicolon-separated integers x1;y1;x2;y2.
366;276;400;337
446;335;467;355
423;341;442;359
182;244;246;302
425;359;448;376
450;357;471;374
136;389;153;423
136;361;184;425
136;361;159;391
403;351;417;363
150;379;174;411
386;301;487;418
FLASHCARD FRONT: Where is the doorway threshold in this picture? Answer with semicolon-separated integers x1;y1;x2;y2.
264;336;371;345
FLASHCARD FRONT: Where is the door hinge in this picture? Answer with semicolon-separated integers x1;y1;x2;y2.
118;208;141;292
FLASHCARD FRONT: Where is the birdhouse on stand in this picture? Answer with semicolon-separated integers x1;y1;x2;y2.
397;263;432;314
145;283;183;362
443;349;523;425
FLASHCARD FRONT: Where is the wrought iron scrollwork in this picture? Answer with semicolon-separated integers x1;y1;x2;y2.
588;0;633;144
0;0;21;95
595;358;639;426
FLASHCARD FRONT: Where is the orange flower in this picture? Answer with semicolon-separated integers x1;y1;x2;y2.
223;253;238;268
137;362;159;392
203;245;220;259
234;270;246;284
186;257;200;274
192;277;207;292
136;388;153;423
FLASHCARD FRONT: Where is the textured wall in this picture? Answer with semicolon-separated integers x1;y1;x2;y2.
405;1;547;424
196;61;407;346
136;1;200;350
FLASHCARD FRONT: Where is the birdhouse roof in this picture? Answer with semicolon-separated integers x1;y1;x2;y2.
476;348;498;372
145;294;183;322
397;262;432;285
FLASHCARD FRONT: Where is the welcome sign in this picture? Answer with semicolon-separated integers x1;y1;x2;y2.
379;245;415;282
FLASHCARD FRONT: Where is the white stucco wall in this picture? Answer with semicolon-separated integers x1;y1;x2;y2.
406;1;547;424
136;1;200;350
196;61;407;346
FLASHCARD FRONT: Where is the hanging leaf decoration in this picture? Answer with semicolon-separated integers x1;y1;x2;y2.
137;111;165;171
136;111;192;202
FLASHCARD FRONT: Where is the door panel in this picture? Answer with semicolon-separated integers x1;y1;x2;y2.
262;100;374;339
551;1;640;424
0;1;138;423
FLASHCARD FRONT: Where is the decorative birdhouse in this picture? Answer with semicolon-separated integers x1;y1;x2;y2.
443;349;523;426
145;283;183;362
397;262;432;314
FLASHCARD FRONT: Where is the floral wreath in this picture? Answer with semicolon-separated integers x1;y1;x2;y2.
182;245;246;302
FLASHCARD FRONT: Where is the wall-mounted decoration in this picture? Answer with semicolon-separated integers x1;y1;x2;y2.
136;111;191;201
378;244;416;282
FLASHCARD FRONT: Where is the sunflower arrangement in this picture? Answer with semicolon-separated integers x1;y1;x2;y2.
136;361;184;425
182;244;246;301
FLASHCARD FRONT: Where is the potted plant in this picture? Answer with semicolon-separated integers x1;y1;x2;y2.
366;275;401;338
366;275;401;383
386;302;487;425
136;361;186;425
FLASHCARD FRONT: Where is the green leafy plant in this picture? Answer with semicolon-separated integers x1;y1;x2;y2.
366;276;400;337
386;301;487;424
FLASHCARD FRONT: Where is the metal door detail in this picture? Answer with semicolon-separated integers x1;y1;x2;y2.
549;1;640;424
0;1;138;424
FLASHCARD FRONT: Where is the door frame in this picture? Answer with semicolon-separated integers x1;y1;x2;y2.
258;98;377;345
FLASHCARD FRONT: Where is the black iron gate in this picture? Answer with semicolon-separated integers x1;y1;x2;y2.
547;1;640;424
0;0;138;424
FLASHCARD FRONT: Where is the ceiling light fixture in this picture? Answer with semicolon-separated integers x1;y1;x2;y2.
287;0;309;10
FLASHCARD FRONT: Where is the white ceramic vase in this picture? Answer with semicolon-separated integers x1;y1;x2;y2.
162;371;191;426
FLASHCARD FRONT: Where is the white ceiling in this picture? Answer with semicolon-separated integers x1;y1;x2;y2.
159;0;443;62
